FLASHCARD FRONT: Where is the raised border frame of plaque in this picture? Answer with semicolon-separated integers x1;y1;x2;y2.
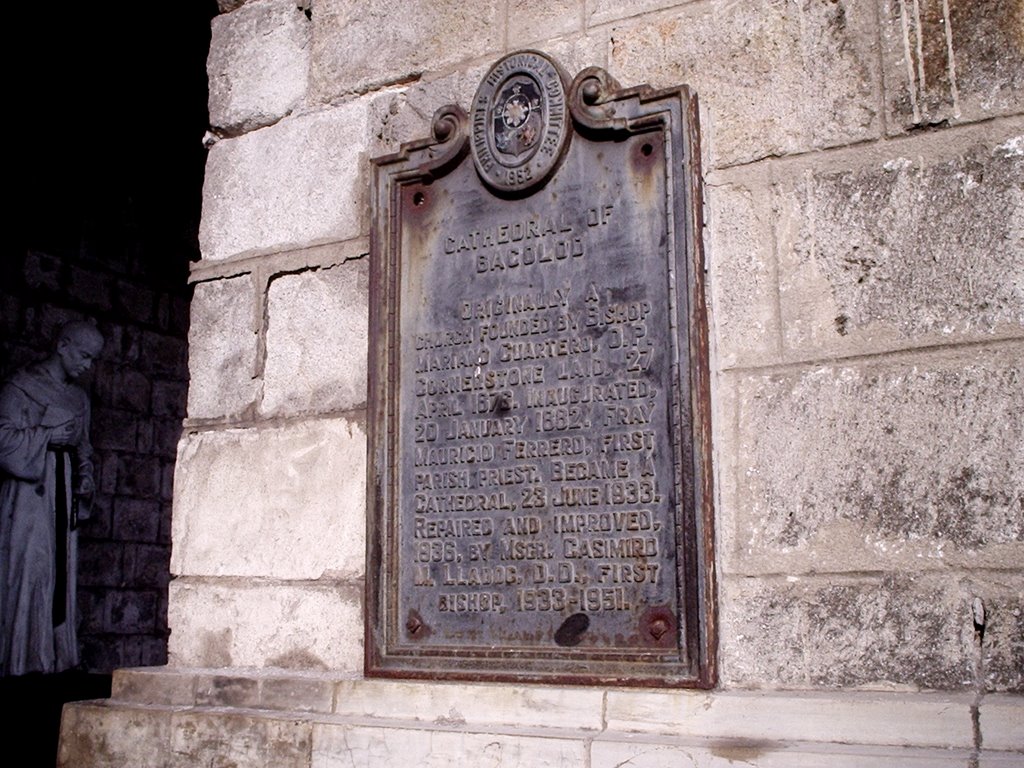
366;51;716;688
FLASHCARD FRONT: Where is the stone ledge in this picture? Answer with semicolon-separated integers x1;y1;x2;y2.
60;674;1024;767
101;668;1024;749
981;694;1024;752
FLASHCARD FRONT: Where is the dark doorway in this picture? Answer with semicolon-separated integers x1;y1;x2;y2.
4;3;217;764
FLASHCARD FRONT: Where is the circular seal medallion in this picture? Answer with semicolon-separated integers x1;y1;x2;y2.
471;51;571;193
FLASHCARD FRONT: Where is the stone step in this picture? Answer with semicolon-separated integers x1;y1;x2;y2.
58;667;1023;767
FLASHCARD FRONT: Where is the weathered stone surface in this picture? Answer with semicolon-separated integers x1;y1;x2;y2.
367;65;488;158
195;674;260;707
262;675;335;713
115;281;156;325
57;703;172;767
311;723;585;768
589;0;688;26
117;454;162;497
308;0;503;103
141;331;188;378
777;133;1024;355
262;261;368;416
108;590;159;633
79;541;125;588
208;0;311;134
706;165;779;366
976;576;1024;692
727;349;1023;574
604;689;974;747
91;408;138;451
508;0;582;46
332;679;604;731
69;265;112;311
980;695;1024;751
718;575;974;689
980;753;1024;768
114;498;161;542
187;275;259;419
608;0;880;166
591;740;972;767
62;670;1011;766
167;580;362;670
200;100;369;261
170;710;312;768
24;250;61;291
152;380;188;418
111;667;197;706
125;542;171;588
880;0;1024;132
172;418;366;579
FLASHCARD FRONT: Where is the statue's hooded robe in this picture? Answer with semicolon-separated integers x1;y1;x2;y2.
0;364;93;675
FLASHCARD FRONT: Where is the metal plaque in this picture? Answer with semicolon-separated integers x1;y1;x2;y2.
367;51;716;687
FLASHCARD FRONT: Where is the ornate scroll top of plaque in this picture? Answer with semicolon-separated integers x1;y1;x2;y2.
367;52;716;688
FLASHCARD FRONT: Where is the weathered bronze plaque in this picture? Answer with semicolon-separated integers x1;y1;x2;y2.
367;52;715;687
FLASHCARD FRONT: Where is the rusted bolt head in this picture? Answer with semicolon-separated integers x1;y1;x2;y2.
434;118;453;141
649;618;669;640
581;81;601;105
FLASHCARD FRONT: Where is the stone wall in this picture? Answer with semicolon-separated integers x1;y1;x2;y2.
58;0;1022;764
1;249;191;672
183;0;1023;693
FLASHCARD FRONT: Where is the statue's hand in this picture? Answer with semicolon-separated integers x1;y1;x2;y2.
49;419;77;446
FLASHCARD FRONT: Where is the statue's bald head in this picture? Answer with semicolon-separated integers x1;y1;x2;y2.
54;322;104;380
57;321;104;353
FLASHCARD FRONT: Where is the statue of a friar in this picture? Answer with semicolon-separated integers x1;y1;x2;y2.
0;321;104;675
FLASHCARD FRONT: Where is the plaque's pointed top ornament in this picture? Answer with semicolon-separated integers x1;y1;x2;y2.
471;50;572;194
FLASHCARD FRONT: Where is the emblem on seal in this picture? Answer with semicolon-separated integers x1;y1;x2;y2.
471;51;571;193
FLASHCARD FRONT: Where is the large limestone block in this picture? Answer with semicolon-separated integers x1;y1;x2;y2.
591;740;972;767
311;722;585;768
604;689;974;747
725;348;1023;574
980;754;1024;768
880;0;1024;132
975;575;1024;692
608;0;880;167
262;261;368;416
58;702;172;767
507;0;582;46
187;275;260;420
718;574;978;689
589;0;687;27
705;164;779;367
980;695;1024;751
208;0;311;134
172;418;366;580
167;579;362;670
309;0;503;103
368;66;489;158
777;132;1024;356
169;710;313;768
200;100;369;262
332;679;604;732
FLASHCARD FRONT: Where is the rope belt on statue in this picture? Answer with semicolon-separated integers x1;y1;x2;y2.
47;446;74;627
